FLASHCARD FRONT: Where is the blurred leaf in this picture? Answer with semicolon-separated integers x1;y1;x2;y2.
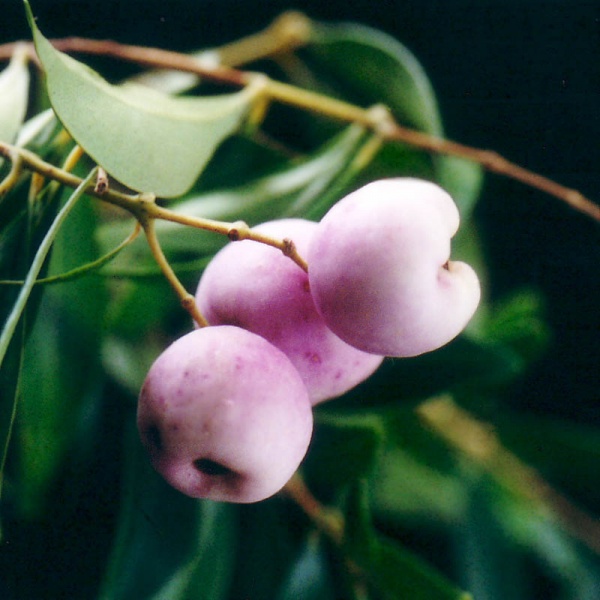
483;288;551;365
0;45;29;145
0;170;96;511
15;108;58;149
476;468;600;598
189;134;288;193
304;412;384;494
343;481;472;600
0;153;66;533
102;333;170;397
455;474;528;600
369;405;468;525
96;125;371;268
226;500;303;600
308;23;441;133
304;21;483;213
26;1;259;198
100;420;237;600
16;191;108;518
372;446;466;524
275;536;336;600
492;412;600;507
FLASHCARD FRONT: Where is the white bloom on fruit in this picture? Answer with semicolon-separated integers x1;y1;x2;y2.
137;326;313;503
308;178;481;357
195;219;383;404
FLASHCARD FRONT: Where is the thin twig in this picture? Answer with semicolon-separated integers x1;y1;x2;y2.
0;149;23;197
283;473;345;544
0;38;249;87
140;217;209;328
0;222;141;286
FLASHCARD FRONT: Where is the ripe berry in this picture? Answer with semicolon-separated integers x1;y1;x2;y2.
137;326;313;503
195;219;383;404
308;178;481;357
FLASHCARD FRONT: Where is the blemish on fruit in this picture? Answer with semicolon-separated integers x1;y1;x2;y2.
304;351;322;364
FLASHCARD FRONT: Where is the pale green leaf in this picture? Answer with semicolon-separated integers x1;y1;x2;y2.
0;45;29;146
25;1;259;198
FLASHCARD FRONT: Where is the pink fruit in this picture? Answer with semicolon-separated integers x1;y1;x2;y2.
137;326;313;503
195;219;383;405
308;178;481;357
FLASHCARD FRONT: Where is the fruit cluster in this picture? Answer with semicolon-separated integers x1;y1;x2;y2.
137;178;481;503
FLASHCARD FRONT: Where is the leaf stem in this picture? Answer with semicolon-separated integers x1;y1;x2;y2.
382;126;600;222
140;216;209;328
283;473;345;544
215;11;313;67
0;222;141;286
0;147;23;198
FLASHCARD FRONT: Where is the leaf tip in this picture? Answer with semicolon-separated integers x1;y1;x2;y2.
23;0;43;47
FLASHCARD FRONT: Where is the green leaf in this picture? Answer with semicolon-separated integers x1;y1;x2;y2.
16;191;109;518
25;1;259;198
275;536;336;600
304;21;483;214
483;288;551;365
343;481;472;600
0;170;97;508
0;45;29;145
100;420;237;600
304;412;385;493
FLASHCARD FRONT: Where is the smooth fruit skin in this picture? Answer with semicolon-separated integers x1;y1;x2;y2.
308;178;481;357
137;326;313;503
195;219;383;405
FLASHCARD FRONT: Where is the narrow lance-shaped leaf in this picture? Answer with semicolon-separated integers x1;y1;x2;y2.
25;0;260;198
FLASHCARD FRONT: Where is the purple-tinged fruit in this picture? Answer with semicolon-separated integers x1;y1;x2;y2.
137;326;313;503
195;219;383;405
308;178;481;357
